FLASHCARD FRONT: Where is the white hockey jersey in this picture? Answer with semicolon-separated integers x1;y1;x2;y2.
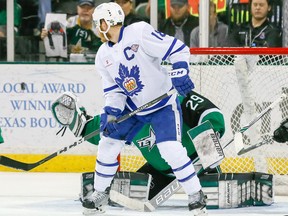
95;21;190;115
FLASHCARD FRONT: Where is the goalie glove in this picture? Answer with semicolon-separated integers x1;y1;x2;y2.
51;91;92;137
273;118;288;143
171;61;194;97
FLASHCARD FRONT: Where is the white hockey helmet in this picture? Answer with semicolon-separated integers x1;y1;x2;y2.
92;2;125;30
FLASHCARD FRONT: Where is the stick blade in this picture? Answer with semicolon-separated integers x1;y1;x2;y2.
234;132;244;154
0;156;32;171
109;190;145;211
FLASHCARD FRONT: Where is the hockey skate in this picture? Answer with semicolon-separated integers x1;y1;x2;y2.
82;187;110;215
188;190;208;216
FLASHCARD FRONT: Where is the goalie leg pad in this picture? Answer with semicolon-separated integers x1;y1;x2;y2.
80;171;152;206
111;171;152;202
80;172;95;203
199;172;274;209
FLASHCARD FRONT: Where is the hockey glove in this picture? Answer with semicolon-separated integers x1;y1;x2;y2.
273;119;288;143
100;106;122;138
51;92;92;137
171;62;194;97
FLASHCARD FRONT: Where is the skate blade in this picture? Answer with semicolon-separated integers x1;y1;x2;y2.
82;207;106;215
191;207;208;216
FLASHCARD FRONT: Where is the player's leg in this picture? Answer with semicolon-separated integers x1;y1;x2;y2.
151;102;207;215
82;110;145;213
82;136;124;214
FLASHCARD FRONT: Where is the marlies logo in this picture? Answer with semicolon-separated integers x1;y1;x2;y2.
124;77;137;92
115;63;144;96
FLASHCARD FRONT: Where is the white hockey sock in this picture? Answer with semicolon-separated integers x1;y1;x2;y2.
157;141;202;195
94;137;124;192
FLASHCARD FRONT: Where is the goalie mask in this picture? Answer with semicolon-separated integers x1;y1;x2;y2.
92;2;124;39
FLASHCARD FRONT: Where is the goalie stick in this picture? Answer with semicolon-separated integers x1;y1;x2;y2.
223;93;287;153
0;89;177;171
237;136;274;155
109;163;203;212
237;118;288;155
110;176;181;212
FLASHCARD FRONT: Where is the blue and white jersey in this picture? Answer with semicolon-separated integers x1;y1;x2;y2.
95;21;190;115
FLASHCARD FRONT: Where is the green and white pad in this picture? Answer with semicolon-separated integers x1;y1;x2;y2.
200;172;274;209
80;172;95;202
80;171;152;204
188;120;225;169
111;171;152;202
51;91;90;137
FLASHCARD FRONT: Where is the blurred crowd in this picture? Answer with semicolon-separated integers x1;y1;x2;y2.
0;0;284;62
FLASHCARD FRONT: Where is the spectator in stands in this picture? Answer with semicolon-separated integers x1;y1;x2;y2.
190;0;228;47
38;0;52;32
17;0;39;36
225;0;282;47
115;0;149;26
145;0;166;27
159;0;199;47
41;0;102;54
0;0;22;37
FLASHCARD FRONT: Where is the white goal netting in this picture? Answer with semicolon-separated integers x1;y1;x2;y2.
120;48;288;195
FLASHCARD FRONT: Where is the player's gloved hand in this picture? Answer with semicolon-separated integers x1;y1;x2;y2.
171;62;194;97
100;106;122;138
273;118;288;143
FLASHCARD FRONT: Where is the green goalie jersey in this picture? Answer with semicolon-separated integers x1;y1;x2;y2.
82;91;225;172
0;127;4;144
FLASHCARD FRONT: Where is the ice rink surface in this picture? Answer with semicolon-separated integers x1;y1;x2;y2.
0;172;287;216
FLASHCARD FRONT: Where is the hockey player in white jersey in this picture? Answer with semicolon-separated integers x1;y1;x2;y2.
82;2;207;215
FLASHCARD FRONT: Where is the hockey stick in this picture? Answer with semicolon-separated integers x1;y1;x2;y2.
110;178;181;212
223;93;287;152
0;89;177;171
237;136;274;155
109;163;203;212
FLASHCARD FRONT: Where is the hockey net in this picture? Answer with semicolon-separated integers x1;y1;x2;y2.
119;48;288;195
